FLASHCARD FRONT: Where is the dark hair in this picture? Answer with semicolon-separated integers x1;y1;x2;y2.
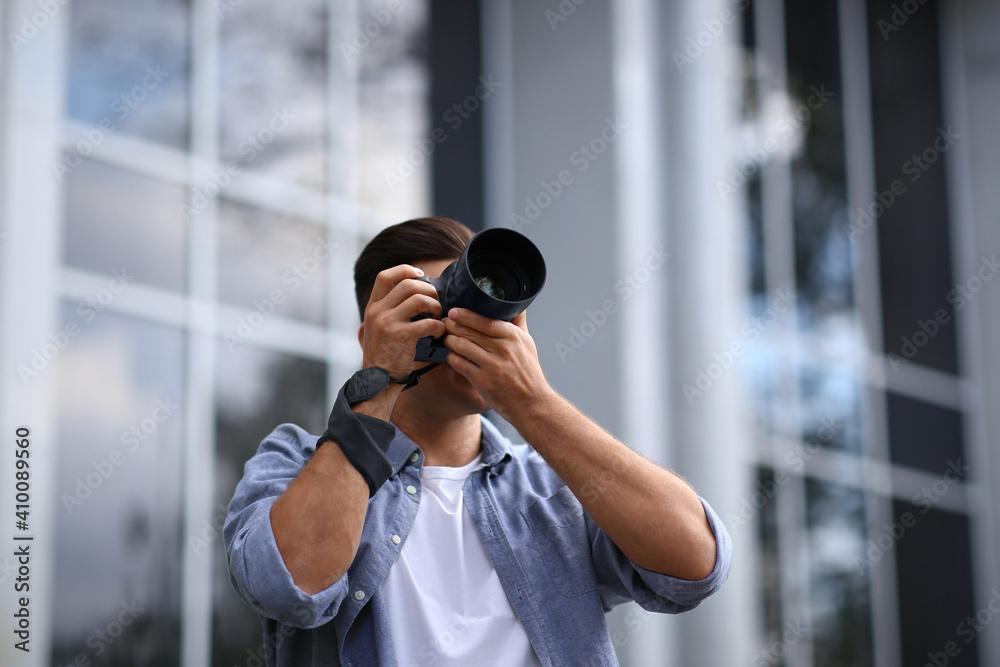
354;217;475;320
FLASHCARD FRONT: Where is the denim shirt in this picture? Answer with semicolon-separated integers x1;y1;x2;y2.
224;417;733;667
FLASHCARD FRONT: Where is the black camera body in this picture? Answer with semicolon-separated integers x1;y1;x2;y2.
413;228;546;364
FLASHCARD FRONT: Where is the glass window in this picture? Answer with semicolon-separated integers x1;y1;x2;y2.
67;0;190;148
806;478;873;667
866;0;957;374
51;306;185;666
893;500;979;666
64;158;188;292
218;0;328;191
217;200;330;327
799;367;862;454
886;391;965;475
356;0;431;220
754;467;785;667
212;342;328;666
784;1;854;337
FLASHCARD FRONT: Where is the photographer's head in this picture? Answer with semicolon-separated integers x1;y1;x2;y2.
354;217;474;322
354;217;489;420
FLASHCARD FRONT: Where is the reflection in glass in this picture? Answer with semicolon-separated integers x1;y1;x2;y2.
356;0;431;220
68;0;190;148
52;305;185;666
755;467;785;667
799;367;862;453
806;478;873;667
217;200;329;326
64;158;188;292
212;342;328;666
783;2;854;335
218;0;328;190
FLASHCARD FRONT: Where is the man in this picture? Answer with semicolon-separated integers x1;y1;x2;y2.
225;217;732;666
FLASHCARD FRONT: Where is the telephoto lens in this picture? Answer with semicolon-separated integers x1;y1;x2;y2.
414;228;546;364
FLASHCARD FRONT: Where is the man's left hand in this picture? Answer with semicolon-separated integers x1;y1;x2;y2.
441;308;552;419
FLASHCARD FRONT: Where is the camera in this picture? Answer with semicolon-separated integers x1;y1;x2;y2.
413;228;546;363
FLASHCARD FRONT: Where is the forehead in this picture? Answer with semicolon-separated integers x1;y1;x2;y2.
414;258;458;279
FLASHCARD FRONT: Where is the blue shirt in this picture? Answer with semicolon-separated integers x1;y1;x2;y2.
224;417;733;666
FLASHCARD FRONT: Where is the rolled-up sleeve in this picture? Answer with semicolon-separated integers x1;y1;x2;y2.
592;497;733;613
224;423;348;629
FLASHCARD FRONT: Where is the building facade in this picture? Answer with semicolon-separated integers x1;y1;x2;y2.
1;0;999;666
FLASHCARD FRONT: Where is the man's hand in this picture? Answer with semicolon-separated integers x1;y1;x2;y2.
361;265;447;381
441;308;553;420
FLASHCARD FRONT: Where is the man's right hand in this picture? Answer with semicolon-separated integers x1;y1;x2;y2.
360;264;447;381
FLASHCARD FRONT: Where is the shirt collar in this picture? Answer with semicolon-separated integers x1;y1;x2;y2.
385;415;513;476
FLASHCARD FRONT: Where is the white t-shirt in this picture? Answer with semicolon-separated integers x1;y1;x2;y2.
382;454;542;667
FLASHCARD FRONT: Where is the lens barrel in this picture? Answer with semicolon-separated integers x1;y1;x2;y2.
414;228;546;363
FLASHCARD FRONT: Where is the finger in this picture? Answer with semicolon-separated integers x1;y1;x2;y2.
373;276;440;315
393;292;443;321
410;315;447;339
446;308;512;338
368;265;425;305
445;349;479;375
442;332;488;362
511;311;529;332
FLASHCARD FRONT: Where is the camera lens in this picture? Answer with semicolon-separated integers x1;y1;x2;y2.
474;274;505;300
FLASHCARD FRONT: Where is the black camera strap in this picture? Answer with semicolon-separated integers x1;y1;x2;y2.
400;363;440;389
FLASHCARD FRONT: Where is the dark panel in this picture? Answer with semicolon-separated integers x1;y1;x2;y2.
894;501;979;666
755;467;785;667
429;0;484;229
867;0;958;374
784;1;854;332
886;391;965;475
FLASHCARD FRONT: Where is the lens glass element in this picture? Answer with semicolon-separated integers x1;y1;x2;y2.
474;275;506;300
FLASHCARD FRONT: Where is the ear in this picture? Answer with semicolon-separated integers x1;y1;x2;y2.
357;323;364;348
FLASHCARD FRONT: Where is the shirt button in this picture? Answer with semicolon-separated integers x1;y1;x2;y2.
391;534;401;545
354;590;365;601
409;452;419;463
406;485;417;495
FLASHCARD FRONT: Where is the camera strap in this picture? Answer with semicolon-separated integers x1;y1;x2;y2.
399;363;440;390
